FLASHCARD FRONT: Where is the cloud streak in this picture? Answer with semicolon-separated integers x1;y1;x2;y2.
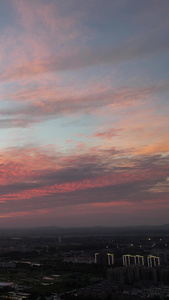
1;34;169;83
0;146;168;212
0;84;162;128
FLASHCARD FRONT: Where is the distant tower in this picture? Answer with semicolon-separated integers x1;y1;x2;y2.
58;235;61;243
95;253;99;264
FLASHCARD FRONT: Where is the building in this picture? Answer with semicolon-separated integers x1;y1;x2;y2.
123;255;144;266
147;255;160;267
95;251;114;266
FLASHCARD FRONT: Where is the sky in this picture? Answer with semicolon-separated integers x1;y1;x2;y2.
0;0;169;228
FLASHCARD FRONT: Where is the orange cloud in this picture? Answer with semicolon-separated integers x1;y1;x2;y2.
0;208;50;218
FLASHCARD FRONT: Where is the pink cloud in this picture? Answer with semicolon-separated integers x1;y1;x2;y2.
0;144;168;205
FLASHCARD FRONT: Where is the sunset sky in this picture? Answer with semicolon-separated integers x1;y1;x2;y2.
0;0;169;227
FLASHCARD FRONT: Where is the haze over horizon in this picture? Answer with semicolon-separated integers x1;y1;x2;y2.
0;0;169;228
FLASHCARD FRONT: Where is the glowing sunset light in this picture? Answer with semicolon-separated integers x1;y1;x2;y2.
0;0;169;227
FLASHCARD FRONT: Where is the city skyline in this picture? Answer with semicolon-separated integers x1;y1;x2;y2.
0;0;169;227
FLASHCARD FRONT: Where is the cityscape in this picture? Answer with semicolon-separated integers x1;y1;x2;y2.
0;226;168;299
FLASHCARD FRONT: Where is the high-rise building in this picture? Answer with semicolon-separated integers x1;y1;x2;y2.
123;255;144;266
147;255;160;267
95;251;114;266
